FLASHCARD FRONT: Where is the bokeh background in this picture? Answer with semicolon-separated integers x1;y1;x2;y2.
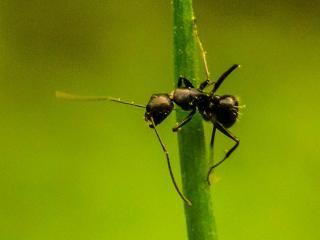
0;0;319;239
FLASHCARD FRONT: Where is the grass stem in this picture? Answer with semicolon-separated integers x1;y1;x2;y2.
172;1;218;239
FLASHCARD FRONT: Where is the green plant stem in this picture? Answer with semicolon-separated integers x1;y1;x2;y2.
172;1;218;240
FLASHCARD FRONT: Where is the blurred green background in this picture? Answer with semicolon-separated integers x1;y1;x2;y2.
0;0;319;239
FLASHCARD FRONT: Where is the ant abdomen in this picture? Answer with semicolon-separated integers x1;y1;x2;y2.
145;93;174;127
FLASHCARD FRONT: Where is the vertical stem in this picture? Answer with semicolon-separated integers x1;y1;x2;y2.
172;1;218;240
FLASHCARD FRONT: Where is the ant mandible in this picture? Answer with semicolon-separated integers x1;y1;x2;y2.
56;22;241;206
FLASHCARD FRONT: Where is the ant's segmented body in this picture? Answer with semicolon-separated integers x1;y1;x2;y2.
56;23;242;206
146;65;240;133
144;64;240;182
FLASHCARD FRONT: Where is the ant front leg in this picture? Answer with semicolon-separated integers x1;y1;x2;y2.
207;122;239;185
172;108;196;132
178;77;194;88
149;117;192;206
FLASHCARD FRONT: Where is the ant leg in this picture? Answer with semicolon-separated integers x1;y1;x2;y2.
210;64;240;94
56;91;146;108
150;118;192;206
178;77;194;88
172;108;196;132
207;126;216;184
199;79;213;91
207;122;239;185
210;125;217;148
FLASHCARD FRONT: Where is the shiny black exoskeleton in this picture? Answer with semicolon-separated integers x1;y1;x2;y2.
144;64;241;184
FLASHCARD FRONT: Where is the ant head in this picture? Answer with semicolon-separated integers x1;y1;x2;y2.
215;95;239;128
145;94;174;127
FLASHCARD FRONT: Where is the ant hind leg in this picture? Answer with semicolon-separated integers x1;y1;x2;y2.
207;122;239;185
207;126;217;185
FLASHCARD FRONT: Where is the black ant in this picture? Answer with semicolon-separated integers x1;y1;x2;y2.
56;23;241;206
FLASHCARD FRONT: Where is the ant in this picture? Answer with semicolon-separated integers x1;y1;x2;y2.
56;22;241;206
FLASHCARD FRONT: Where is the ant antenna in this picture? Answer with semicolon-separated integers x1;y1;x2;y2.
56;91;146;108
193;17;211;81
150;117;192;206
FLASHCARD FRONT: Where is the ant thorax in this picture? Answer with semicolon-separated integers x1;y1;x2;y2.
172;87;204;111
197;94;216;122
